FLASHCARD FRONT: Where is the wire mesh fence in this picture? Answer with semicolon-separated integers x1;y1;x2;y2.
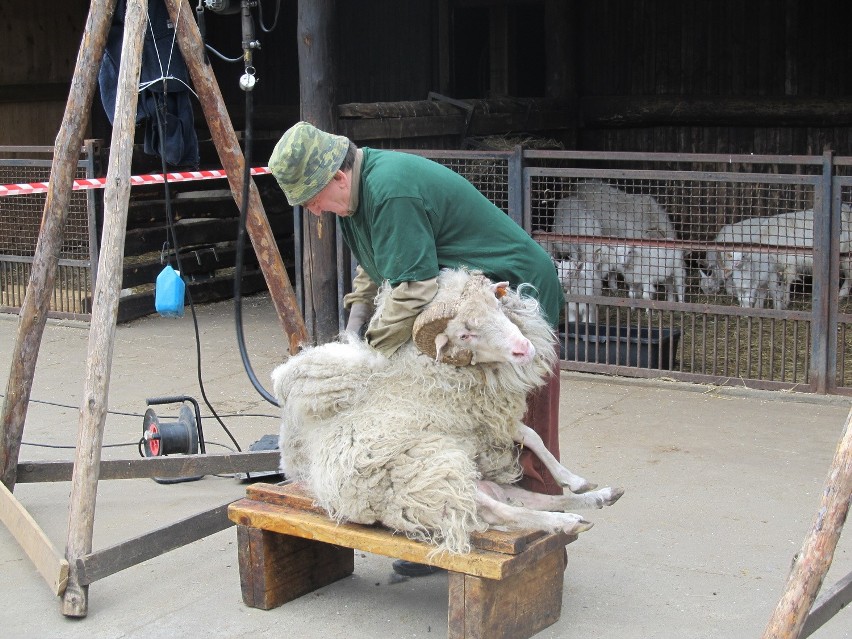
413;149;852;393
0;146;98;319
5;144;851;392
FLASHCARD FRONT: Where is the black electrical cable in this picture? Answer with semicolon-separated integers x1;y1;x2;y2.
204;44;243;63
257;0;282;33
0;395;277;419
23;441;139;450
153;92;246;452
233;83;279;406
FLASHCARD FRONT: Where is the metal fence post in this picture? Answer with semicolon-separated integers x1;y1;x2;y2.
507;145;524;227
827;168;844;394
810;151;834;393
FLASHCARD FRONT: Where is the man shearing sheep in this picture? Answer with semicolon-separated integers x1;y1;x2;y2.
268;121;564;576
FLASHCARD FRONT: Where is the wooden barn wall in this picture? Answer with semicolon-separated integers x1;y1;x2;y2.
335;1;436;104
578;0;852;155
0;0;89;146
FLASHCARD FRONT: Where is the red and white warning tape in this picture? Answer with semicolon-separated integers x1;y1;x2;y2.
0;166;272;197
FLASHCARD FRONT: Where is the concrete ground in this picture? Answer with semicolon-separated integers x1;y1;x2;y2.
0;293;850;639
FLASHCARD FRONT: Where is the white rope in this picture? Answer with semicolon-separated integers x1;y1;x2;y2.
138;0;193;97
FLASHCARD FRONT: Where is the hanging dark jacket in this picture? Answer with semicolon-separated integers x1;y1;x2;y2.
99;0;200;168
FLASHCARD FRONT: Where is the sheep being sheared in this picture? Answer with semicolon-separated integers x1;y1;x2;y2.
272;268;623;554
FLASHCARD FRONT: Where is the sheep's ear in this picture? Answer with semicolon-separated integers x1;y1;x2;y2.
492;281;510;299
434;333;450;361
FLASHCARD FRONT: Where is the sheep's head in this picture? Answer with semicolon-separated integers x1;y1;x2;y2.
412;273;536;366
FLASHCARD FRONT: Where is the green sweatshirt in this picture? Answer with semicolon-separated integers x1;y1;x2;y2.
340;148;563;353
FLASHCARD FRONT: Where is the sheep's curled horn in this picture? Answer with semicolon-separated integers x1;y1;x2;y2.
412;273;505;367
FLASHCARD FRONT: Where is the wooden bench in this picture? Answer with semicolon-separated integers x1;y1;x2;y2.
228;482;575;639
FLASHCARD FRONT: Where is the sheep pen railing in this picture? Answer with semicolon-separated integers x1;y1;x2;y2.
0;143;100;320
369;148;852;395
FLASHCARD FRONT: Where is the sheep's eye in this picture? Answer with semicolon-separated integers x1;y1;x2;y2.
459;333;473;341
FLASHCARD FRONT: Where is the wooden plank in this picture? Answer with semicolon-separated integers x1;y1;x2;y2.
580;95;852;128
245;482;552;555
800;570;852;638
0;480;69;596
338;110;571;143
122;216;287;256
75;503;233;586
16;451;281;483
228;498;571;580
237;525;353;610
116;269;269;324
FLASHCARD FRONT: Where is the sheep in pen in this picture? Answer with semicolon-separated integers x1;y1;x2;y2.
271;268;623;554
550;180;685;321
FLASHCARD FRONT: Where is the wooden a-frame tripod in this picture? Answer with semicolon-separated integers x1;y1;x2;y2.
0;0;308;618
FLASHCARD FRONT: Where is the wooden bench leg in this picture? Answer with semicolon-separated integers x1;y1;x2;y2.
236;525;354;610
447;546;566;639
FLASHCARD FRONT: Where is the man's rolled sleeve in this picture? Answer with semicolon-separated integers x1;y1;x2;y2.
343;265;379;312
365;277;439;356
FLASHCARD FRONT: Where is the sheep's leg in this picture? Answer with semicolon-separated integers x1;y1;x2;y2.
514;423;597;492
475;483;594;535
481;480;623;512
840;260;852;298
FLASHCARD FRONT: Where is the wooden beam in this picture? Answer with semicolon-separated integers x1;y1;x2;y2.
337;98;572;142
0;481;68;596
800;570;852;638
761;405;852;638
298;0;340;346
61;0;148;618
75;503;233;586
0;0;118;492
581;95;852;128
16;451;281;483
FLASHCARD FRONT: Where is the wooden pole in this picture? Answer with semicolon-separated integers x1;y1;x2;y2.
297;0;340;345
761;406;852;639
164;0;309;356
0;0;118;492
61;0;148;617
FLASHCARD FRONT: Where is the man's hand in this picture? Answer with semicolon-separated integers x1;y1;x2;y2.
345;302;373;337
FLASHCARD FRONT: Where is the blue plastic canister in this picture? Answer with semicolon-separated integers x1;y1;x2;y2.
155;264;185;317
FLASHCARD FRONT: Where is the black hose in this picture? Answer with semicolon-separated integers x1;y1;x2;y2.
153;94;245;452
234;84;279;407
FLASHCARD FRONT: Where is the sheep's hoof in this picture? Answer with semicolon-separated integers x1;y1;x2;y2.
571;518;594;534
564;479;597;493
605;486;625;506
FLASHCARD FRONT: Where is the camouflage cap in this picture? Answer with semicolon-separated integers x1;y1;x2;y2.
268;121;350;206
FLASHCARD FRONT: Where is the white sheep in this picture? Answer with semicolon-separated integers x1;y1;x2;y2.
272;268;623;554
571;180;677;241
555;257;602;324
701;205;852;308
620;245;686;303
551;181;677;296
722;250;786;309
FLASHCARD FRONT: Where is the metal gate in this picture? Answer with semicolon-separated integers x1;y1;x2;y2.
362;148;852;395
0;143;100;320
522;151;838;393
